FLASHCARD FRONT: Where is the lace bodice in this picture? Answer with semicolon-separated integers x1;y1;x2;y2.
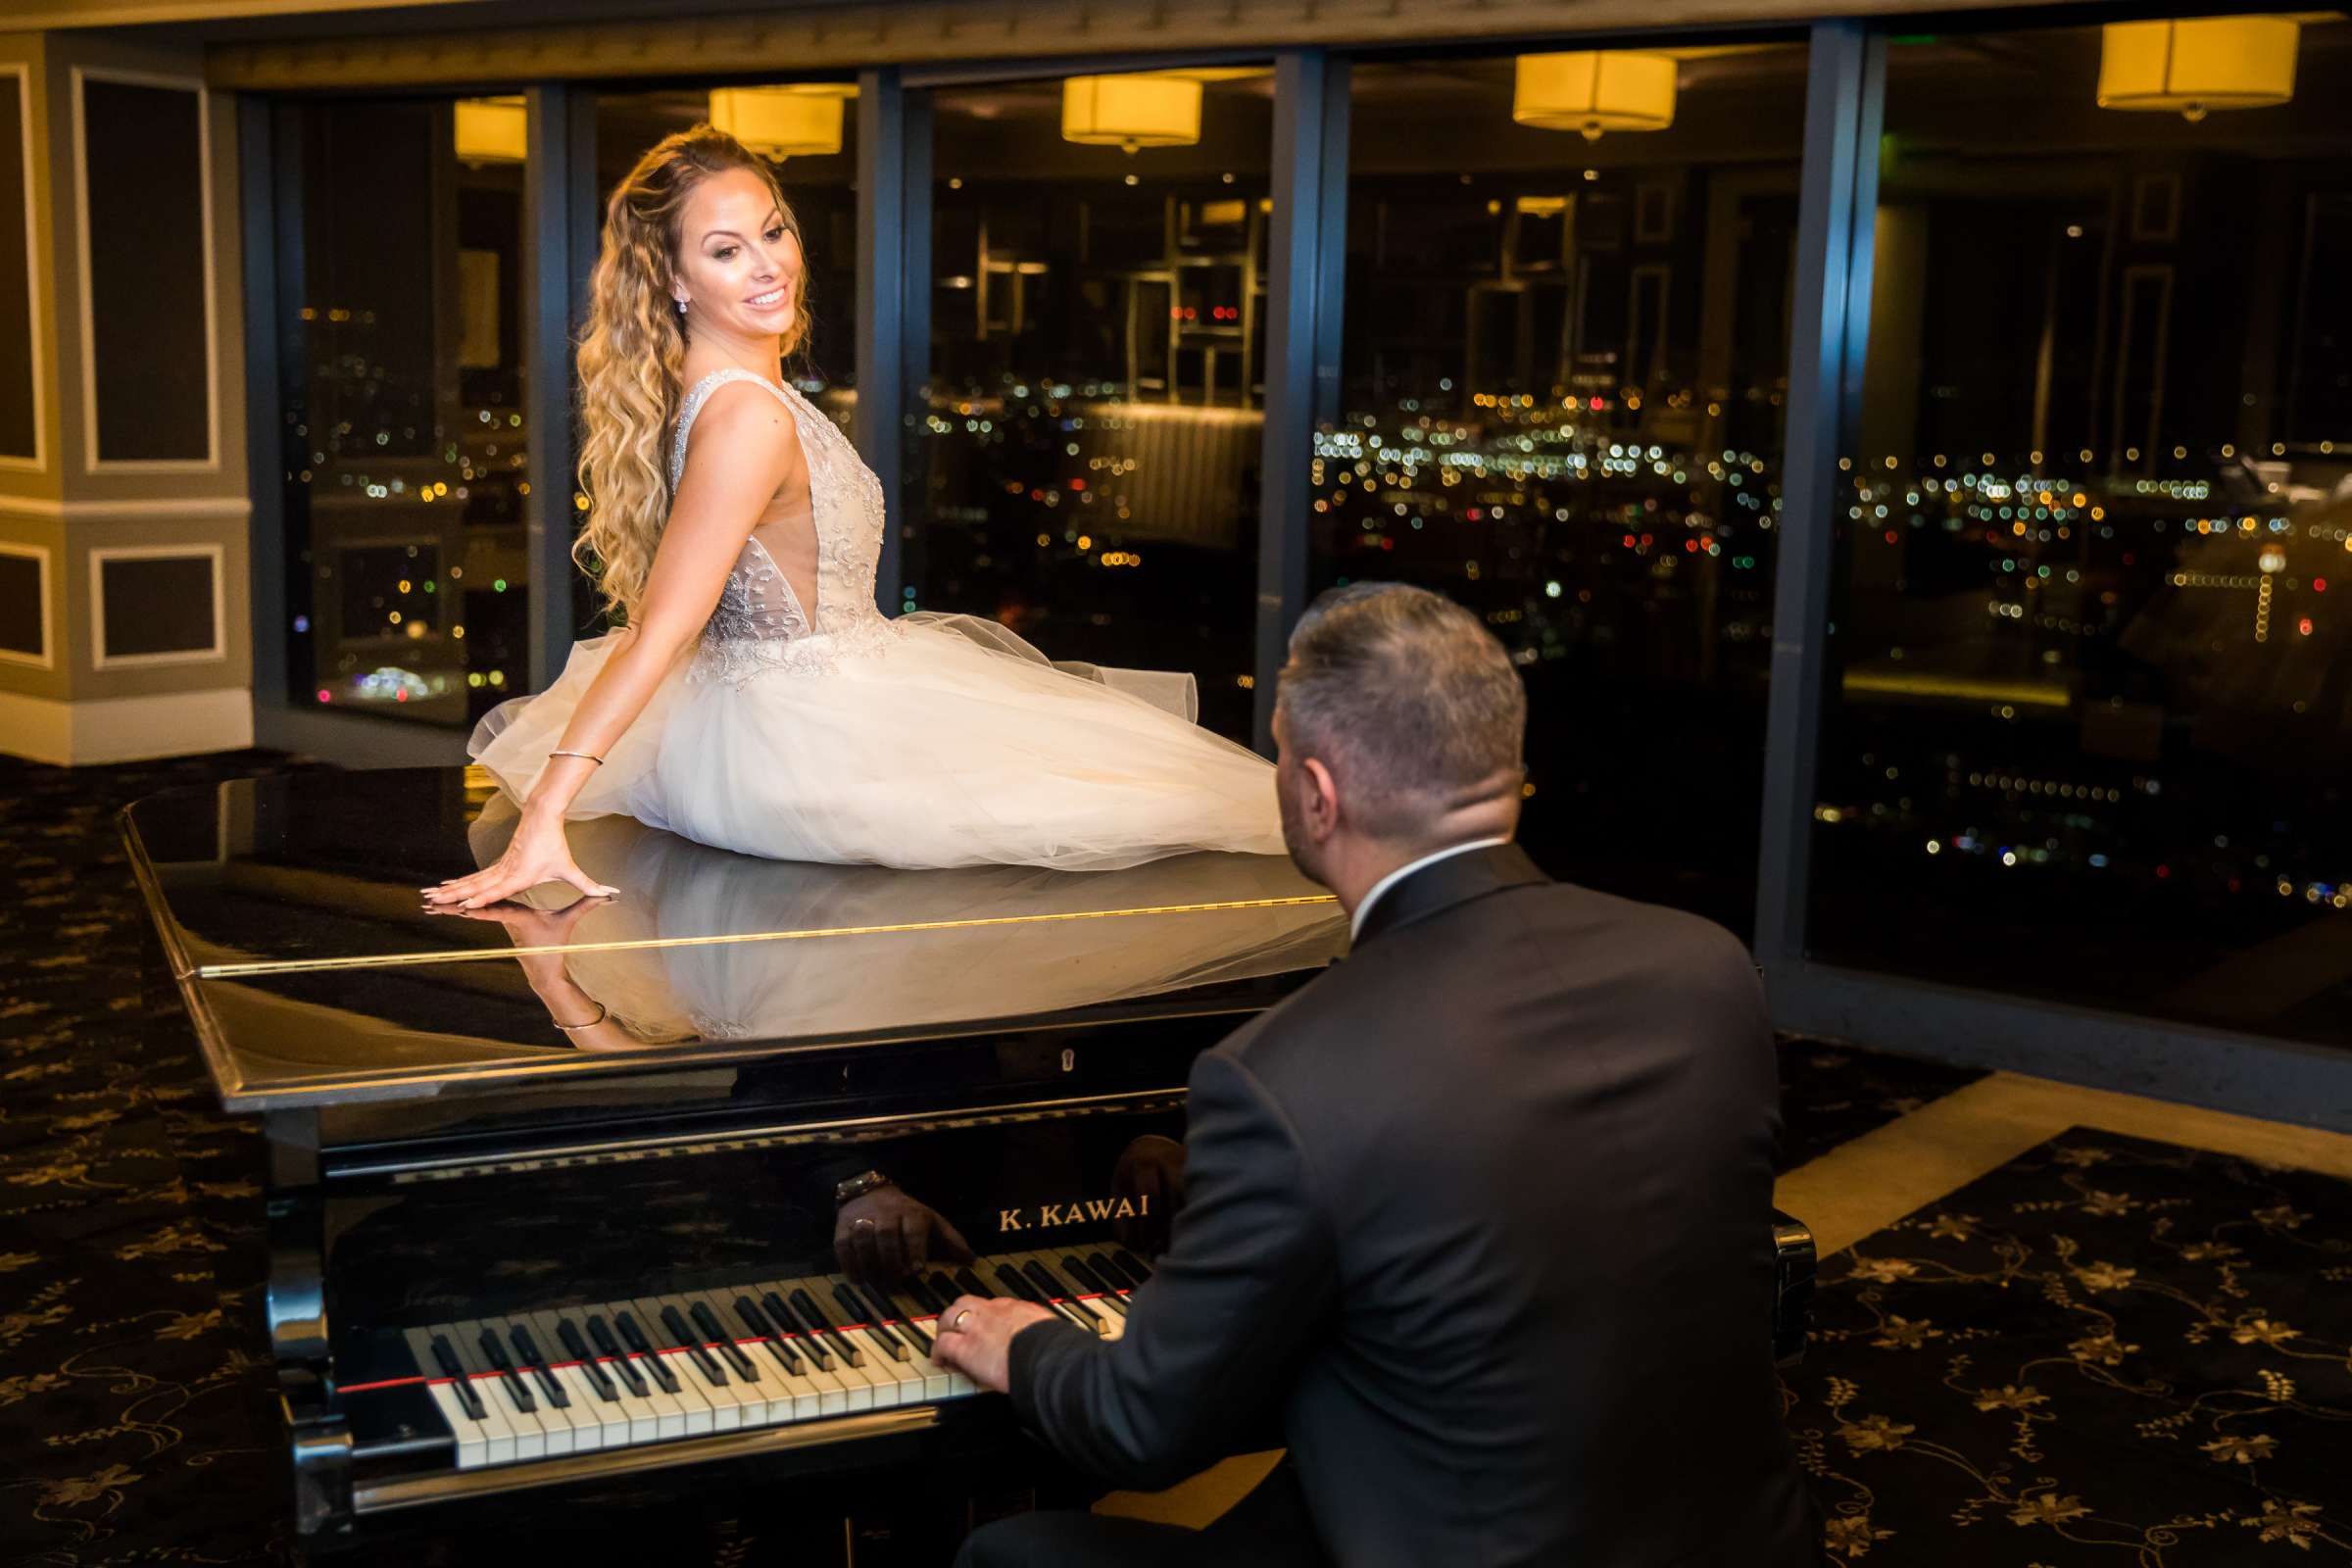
668;367;903;685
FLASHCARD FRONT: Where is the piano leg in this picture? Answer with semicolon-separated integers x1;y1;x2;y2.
266;1109;355;1543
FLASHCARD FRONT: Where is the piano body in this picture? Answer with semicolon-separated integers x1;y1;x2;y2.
123;766;1814;1554
122;766;1354;1550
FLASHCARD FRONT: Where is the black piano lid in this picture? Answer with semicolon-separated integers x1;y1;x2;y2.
122;767;1347;1112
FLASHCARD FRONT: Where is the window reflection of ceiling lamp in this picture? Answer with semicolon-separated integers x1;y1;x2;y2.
1062;74;1203;154
709;86;848;160
1512;52;1677;141
454;96;526;165
2096;17;2298;122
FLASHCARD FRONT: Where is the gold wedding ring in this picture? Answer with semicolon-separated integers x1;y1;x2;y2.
953;1308;972;1331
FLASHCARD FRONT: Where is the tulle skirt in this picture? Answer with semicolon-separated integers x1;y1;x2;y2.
466;612;1287;872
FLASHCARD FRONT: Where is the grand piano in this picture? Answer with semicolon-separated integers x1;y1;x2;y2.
122;766;1813;1553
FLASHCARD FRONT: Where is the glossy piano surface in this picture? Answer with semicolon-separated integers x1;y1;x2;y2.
121;766;1341;1544
122;766;1348;1112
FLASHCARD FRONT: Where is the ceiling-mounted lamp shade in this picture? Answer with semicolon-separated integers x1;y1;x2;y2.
1061;74;1202;153
454;96;527;165
710;87;847;160
1512;52;1678;141
2096;17;2299;122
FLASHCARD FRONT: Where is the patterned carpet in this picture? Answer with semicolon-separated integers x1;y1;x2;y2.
1785;1128;2352;1563
1;749;2345;1565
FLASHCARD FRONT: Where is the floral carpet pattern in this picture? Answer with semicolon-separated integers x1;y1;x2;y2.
1785;1127;2352;1564
2;750;2347;1564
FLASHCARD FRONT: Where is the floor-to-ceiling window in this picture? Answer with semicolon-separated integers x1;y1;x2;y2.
907;68;1275;742
1311;44;1809;935
1808;16;2352;1046
279;94;532;727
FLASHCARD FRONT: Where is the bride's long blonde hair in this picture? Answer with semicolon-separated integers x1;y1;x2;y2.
572;126;810;626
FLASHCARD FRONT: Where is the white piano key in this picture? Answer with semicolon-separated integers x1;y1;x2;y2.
823;1276;931;1407
535;1308;645;1448
585;1308;683;1442
762;1278;876;1411
737;1285;853;1416
405;1326;493;1469
656;1293;751;1430
408;1324;515;1466
481;1312;581;1456
624;1298;715;1437
450;1317;549;1461
721;1290;829;1421
690;1289;808;1424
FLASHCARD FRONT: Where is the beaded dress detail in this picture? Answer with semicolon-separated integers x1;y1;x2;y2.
467;367;1285;871
669;368;906;686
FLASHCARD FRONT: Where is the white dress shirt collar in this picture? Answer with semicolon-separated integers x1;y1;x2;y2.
1349;836;1513;942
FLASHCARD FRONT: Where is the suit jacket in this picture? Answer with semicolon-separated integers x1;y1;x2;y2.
1008;842;1817;1567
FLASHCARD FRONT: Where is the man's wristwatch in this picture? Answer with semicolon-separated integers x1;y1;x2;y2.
833;1169;895;1205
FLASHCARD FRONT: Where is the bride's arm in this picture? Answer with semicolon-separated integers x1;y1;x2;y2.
421;389;803;909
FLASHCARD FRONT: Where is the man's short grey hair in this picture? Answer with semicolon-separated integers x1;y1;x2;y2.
1276;581;1528;841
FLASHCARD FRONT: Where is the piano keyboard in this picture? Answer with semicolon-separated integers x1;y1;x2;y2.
387;1247;1152;1470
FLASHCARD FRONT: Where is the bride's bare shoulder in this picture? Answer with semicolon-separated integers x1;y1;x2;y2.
679;379;801;473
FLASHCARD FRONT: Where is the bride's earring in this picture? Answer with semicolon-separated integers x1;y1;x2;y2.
675;297;688;316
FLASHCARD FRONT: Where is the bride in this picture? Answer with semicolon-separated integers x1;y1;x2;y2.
423;126;1283;911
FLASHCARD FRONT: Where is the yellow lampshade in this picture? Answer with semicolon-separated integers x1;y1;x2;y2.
454;96;526;165
710;87;847;160
1061;74;1202;153
1513;52;1677;141
2097;17;2298;122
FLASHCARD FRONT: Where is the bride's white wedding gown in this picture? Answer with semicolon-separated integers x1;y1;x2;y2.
468;366;1285;871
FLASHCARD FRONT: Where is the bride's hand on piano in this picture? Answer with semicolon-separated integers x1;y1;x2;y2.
420;809;619;910
931;1295;1057;1395
835;1187;976;1284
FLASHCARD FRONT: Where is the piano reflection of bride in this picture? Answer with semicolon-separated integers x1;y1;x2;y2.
443;798;1348;1054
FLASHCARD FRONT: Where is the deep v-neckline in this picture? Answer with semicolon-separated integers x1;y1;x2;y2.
681;368;822;629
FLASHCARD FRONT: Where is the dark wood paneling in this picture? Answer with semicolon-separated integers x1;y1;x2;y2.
99;553;216;659
0;550;41;658
83;77;210;465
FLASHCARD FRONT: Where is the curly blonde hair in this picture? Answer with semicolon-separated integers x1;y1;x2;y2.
572;125;811;626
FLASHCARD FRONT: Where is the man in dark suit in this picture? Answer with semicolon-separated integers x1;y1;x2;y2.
934;582;1817;1567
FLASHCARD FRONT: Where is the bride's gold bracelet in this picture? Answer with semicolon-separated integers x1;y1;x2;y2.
549;749;605;766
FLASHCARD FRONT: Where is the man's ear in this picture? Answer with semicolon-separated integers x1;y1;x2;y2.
1300;756;1341;839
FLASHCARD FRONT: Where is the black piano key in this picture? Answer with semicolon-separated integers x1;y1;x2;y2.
1086;1253;1134;1293
474;1326;538;1413
894;1309;936;1357
659;1304;729;1386
901;1274;950;1314
870;1284;934;1355
558;1318;621;1400
587;1314;652;1396
734;1296;806;1376
614;1310;682;1394
990;1262;1079;1329
1022;1261;1104;1328
761;1291;832;1371
1110;1250;1153;1287
429;1335;488;1421
785;1288;866;1368
835;1282;909;1359
953;1267;995;1299
506;1325;571;1407
691;1300;760;1380
1059;1255;1128;1309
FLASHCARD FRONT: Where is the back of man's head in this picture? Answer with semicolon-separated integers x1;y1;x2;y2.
1276;582;1528;844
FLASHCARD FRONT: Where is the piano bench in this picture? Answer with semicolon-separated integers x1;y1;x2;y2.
1770;1208;1816;1369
